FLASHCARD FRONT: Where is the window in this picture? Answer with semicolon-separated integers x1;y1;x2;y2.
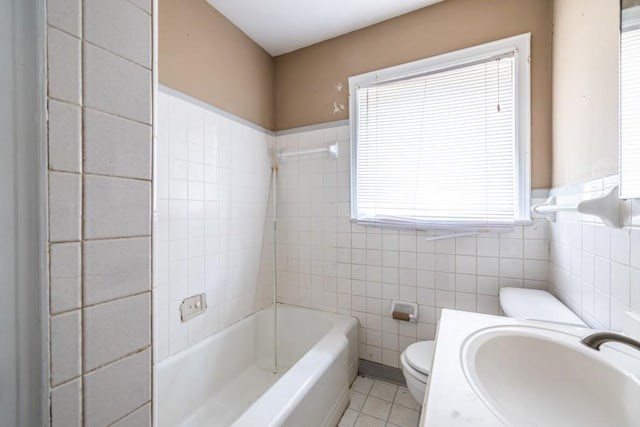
620;7;640;198
349;33;531;231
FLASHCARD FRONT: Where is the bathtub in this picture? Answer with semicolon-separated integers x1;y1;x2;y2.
155;304;359;427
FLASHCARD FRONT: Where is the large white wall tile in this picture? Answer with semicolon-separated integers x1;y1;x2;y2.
84;175;150;239
83;293;151;371
84;110;152;179
50;242;81;313
50;310;81;386
83;237;151;305
49;171;82;242
84;43;151;123
84;349;151;426
47;28;81;105
50;379;82;427
46;0;153;422
47;0;81;36
84;0;151;68
48;100;81;172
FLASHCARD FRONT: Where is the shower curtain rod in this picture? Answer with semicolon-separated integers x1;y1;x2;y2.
277;142;339;160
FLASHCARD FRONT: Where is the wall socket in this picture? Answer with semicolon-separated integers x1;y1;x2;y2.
179;293;207;322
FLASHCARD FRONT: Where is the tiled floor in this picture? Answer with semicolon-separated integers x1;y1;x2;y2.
338;376;421;427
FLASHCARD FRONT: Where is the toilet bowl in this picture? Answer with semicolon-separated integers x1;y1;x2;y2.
400;340;434;404
400;287;586;406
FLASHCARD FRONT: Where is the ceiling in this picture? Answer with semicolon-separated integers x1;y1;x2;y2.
206;0;444;56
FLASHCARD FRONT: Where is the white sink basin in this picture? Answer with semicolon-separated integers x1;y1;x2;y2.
461;325;640;427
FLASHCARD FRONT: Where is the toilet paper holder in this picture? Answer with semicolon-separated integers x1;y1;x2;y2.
390;301;418;323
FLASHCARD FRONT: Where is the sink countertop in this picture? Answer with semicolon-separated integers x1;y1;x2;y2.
418;309;635;427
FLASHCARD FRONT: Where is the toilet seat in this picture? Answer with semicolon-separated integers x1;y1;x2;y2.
404;341;434;375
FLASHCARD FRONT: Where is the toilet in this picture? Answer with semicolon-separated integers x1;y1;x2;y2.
400;287;586;405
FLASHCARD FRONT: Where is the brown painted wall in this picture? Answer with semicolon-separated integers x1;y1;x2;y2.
159;0;275;129
551;0;619;187
274;0;553;189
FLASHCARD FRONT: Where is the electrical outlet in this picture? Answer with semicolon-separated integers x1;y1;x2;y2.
179;293;207;322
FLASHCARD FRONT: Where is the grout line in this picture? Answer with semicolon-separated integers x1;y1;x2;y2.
80;0;86;421
47;94;82;108
50;374;82;390
81;289;152;311
82;38;152;71
83;105;153;127
106;400;151;426
82;234;152;242
123;0;152;16
50;234;151;245
83;346;151;377
46;22;81;41
82;171;152;183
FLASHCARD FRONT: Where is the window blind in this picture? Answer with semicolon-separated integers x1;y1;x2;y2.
353;54;518;230
620;18;640;198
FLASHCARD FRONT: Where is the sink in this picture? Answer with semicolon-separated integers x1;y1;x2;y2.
461;325;640;427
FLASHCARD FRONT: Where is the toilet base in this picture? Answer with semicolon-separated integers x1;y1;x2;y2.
401;368;427;405
400;351;428;405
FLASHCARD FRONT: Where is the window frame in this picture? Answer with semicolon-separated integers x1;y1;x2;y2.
348;33;532;229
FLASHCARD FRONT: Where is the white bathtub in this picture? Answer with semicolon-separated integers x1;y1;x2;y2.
155;304;359;427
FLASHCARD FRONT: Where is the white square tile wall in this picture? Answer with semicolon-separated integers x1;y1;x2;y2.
273;124;550;367
153;88;274;362
548;176;640;331
46;1;153;425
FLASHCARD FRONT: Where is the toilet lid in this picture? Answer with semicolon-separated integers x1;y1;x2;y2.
405;341;434;375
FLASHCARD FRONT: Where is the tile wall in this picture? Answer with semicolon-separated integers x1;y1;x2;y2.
46;0;153;425
153;88;273;363
273;124;550;368
548;176;640;331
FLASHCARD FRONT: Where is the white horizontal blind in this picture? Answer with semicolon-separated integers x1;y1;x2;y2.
354;54;517;229
620;14;640;198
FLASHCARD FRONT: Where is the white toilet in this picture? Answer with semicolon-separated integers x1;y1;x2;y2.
400;287;586;405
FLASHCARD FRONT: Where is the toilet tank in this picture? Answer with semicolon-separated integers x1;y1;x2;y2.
499;287;586;327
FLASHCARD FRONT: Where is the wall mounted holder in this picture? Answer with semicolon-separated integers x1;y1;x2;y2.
391;301;418;323
531;185;623;228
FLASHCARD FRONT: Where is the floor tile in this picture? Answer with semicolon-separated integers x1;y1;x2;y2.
361;396;392;421
370;381;398;402
349;390;367;411
352;376;375;394
338;375;419;427
355;414;387;427
339;408;359;427
394;387;420;411
388;404;419;427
